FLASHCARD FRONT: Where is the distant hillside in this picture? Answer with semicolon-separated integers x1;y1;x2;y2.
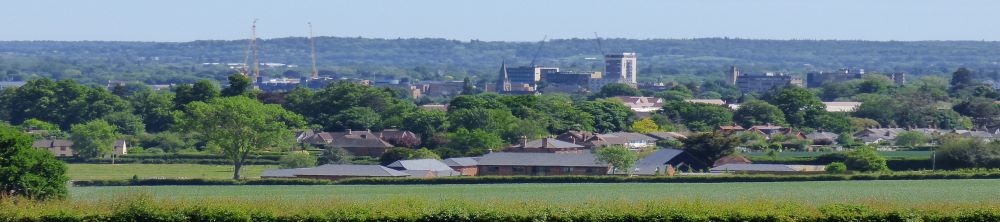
2;37;1000;84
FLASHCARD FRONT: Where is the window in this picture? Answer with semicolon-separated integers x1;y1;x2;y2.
561;167;574;173
60;147;66;151
511;167;525;173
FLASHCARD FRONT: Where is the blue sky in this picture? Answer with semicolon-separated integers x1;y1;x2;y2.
1;0;997;42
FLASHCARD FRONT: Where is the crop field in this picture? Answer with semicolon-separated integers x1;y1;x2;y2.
68;164;279;180
71;179;1000;205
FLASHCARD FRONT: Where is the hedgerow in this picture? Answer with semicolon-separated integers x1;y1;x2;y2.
72;169;1000;186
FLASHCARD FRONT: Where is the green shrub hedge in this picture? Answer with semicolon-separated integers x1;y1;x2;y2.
73;170;1000;186
748;156;934;171
60;153;285;165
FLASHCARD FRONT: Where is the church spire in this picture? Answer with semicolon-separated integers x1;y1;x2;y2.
497;59;511;92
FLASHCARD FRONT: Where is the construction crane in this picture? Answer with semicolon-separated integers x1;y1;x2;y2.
529;35;547;67
250;19;260;83
308;22;319;79
240;19;257;77
593;32;605;56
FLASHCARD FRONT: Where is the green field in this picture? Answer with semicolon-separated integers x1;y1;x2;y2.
70;179;1000;205
68;164;279;180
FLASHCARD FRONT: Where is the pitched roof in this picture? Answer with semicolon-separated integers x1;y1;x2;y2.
624;149;684;175
386;159;454;171
477;152;607;167
262;164;410;177
442;157;479;167
605;132;657;141
32;139;73;148
310;131;394;148
516;138;584;149
713;156;752;167
710;164;796;172
822;102;861;112
805;132;839;140
685;99;726;105
645;132;687;140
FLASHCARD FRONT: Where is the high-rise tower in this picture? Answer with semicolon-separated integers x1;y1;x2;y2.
604;52;637;84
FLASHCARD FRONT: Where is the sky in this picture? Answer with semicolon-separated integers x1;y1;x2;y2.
1;0;998;42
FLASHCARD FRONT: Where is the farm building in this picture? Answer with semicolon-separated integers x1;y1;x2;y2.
32;139;74;157
614;148;708;176
710;164;826;175
476;152;610;176
443;157;479;176
385;159;460;178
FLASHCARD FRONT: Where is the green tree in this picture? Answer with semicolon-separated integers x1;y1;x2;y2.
837;132;856;146
894;131;928;148
845;147;889;172
593;83;641;98
128;89;176;133
102;112;145;135
764;86;825;128
825;162;847;174
318;144;351;165
69;120;117;158
446;128;505;155
629;118;660;133
661;101;733;132
283;82;415;131
577;99;634;133
1;79;125;130
379;148;416;165
331;107;382;131
412;148;441;159
680;132;740;165
18;118;59;132
173;80;219;109
221;74;253;97
950;67;974;91
0;125;68;200
937;139;1000;168
400;109;449;147
278;151;317;169
733;100;786;128
178;96;305;179
595;145;638;174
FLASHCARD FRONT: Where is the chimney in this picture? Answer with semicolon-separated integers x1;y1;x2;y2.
347;129;353;135
487;149;493;153
542;138;549;148
521;136;528;148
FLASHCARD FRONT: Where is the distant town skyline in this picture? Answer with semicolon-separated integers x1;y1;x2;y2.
2;0;1000;42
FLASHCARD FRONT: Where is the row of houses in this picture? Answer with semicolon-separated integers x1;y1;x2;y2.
615;96;862;114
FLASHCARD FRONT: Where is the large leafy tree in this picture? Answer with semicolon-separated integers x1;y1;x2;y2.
102;112;146;136
0;79;125;130
733;100;786;128
661;101;733;132
764;86;825;128
128;88;176;133
178;96;305;179
284;81;415;131
595;145;638;174
221;74;253;97
681;132;740;166
0;125;68;200
577;99;634;133
331;107;382;131
400;109;449;146
69;120;118;158
446;128;505;156
629;118;660;133
173;80;220;109
593;83;641;98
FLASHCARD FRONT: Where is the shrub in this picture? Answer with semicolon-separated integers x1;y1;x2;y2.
826;162;847;174
937;138;1000;168
845;147;889;172
278;152;317;169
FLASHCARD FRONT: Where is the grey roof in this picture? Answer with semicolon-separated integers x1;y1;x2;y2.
310;131;394;148
710;164;795;172
517;138;584;149
805;132;839;140
606;132;657;141
645;132;686;140
477;152;608;167
624;149;685;175
442;157;479;167
386;159;454;171
262;164;410;177
32;139;73;148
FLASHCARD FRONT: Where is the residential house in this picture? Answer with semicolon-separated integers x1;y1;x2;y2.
854;128;906;145
555;130;599;145
822;102;862;112
616;96;664;113
615;149;708;175
302;130;394;157
583;132;658;151
385;159;460;178
261;164;409;180
685;99;726;106
719;125;745;134
952;129;999;141
710;164;826;175
376;129;421;148
443;157;479;176
644;132;687;141
476;152;610;176
113;140;128;155
748;124;806;140
505;138;587;153
805;131;839;146
32;139;74;157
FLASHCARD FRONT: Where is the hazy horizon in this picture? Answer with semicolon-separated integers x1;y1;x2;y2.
2;0;1000;42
